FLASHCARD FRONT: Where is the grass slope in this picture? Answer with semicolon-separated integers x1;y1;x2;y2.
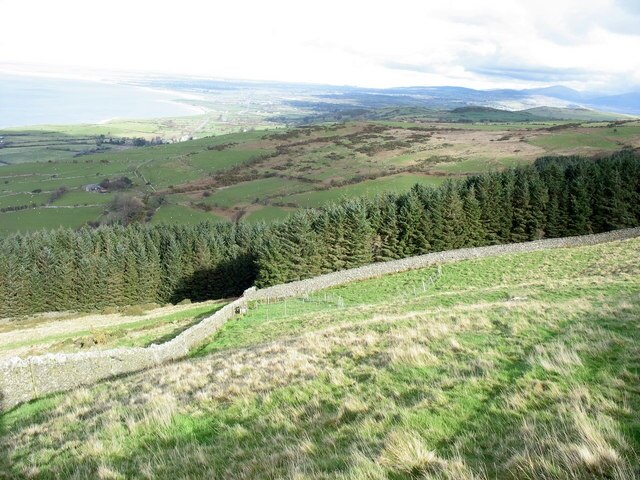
0;301;226;360
1;237;638;479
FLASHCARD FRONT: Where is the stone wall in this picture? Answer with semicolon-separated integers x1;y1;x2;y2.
0;298;246;411
245;227;640;301
2;227;638;411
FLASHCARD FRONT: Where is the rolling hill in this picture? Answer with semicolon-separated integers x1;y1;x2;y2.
2;118;640;235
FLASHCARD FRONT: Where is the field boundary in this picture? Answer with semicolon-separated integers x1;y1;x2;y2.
2;227;639;411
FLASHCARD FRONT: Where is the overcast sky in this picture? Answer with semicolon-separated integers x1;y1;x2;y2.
1;0;639;92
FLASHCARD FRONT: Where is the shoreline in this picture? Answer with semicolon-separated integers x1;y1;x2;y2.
0;105;208;130
0;74;208;129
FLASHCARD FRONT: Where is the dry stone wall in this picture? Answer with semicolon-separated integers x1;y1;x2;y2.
0;298;246;411
245;227;640;301
2;227;639;411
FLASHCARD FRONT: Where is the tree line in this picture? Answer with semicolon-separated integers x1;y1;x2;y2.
1;150;638;317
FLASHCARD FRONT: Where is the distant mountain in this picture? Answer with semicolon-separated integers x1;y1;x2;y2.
587;92;640;115
141;76;640;118
520;86;589;102
521;106;623;121
340;85;640;116
444;105;621;122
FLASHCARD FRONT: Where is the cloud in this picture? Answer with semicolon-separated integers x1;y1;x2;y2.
1;0;639;91
469;66;596;83
383;62;440;75
614;0;640;14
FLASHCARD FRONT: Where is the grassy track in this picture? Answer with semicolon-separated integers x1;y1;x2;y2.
1;237;638;479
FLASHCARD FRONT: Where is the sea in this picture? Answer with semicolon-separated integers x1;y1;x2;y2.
0;73;201;128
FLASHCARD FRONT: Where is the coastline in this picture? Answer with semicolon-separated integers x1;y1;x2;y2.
0;73;208;128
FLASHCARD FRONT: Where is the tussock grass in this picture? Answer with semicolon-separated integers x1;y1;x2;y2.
1;238;639;479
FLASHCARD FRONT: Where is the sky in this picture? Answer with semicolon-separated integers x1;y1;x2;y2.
1;0;640;92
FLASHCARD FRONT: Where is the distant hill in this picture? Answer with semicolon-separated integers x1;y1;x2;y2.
443;106;543;122
443;105;623;122
520;85;588;102
521;106;624;121
588;92;640;114
269;84;638;121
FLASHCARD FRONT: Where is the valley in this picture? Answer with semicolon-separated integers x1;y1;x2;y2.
2;118;639;234
3;3;640;479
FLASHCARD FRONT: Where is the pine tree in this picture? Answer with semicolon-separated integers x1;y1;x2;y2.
48;247;76;311
320;206;349;272
342;200;374;268
591;164;636;232
372;195;402;261
73;229;100;311
526;170;548;239
397;192;430;255
439;184;467;250
2;244;30;317
510;169;532;243
566;165;592;235
540;163;568;238
475;173;504;244
159;230;183;303
137;230;163;304
462;185;485;247
498;171;516;242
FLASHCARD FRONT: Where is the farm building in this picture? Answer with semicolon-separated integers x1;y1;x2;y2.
85;184;106;193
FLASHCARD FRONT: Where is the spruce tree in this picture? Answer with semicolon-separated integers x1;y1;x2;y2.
566;165;592;235
374;195;402;261
475;173;504;244
510;169;532;243
462;185;485;247
397;191;430;255
342;200;374;268
439;184;467;250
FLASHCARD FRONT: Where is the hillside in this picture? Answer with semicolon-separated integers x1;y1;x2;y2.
1;236;638;479
2;120;640;234
3;151;638;317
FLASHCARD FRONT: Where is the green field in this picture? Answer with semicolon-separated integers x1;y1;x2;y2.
0;206;104;234
202;177;312;209
531;131;621;151
149;204;226;226
242;205;294;223
188;148;273;174
2;119;640;234
275;174;446;208
2;237;638;478
50;190;114;206
0;117;278;166
0;192;49;208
